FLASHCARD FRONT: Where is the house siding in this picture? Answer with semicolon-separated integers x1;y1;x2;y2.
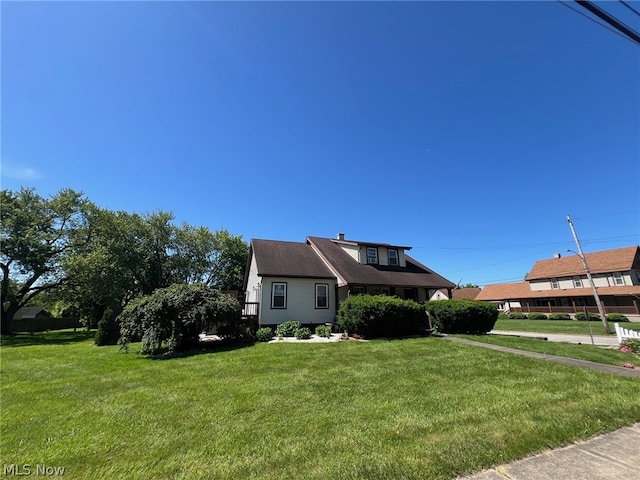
260;277;337;326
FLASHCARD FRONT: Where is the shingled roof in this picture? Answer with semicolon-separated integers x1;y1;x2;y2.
527;246;640;280
306;236;456;289
475;282;640;301
249;239;335;279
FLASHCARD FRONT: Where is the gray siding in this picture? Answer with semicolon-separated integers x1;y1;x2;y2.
260;277;337;326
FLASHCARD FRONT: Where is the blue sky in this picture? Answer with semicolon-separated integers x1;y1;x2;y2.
2;1;639;287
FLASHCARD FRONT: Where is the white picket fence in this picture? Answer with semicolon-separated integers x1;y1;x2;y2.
614;322;640;344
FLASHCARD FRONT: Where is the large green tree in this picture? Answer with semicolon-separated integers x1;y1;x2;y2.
0;188;93;334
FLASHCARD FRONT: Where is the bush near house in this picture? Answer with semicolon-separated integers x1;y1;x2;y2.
275;320;301;337
315;325;332;338
255;327;273;342
607;313;629;323
575;311;601;321
508;312;528;319
337;295;428;338
426;299;498;334
528;313;548;320
549;313;571;320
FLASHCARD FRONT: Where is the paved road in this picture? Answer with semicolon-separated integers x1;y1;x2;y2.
456;423;640;480
489;330;620;347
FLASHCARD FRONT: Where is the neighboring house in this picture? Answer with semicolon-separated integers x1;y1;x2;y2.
476;245;640;321
243;234;456;326
452;287;481;300
429;287;481;301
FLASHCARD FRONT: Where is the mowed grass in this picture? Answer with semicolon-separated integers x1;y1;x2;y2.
2;331;640;480
493;318;640;335
457;334;639;367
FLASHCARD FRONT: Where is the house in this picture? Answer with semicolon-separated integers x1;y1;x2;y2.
429;287;481;301
242;234;456;326
475;245;640;321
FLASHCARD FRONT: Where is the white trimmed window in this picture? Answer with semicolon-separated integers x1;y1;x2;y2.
271;282;287;309
367;247;378;264
551;278;559;289
573;276;582;288
315;284;329;309
614;272;624;285
388;249;399;266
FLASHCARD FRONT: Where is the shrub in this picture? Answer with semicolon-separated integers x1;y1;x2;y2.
119;284;242;354
295;327;312;340
508;312;527;319
549;313;571;320
337;295;428;338
425;300;498;334
620;338;640;354
607;313;629;323
255;327;273;342
575;311;600;321
497;313;510;320
528;313;548;320
94;307;120;346
315;325;332;338
276;320;301;337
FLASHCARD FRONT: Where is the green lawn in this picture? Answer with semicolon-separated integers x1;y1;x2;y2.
2;331;640;480
457;334;639;367
493;318;640;335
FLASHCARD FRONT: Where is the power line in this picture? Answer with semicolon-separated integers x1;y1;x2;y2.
575;0;640;44
620;1;640;17
556;1;640;45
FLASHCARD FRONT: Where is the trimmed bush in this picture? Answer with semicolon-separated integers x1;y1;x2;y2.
276;320;301;337
508;312;527;319
295;327;312;340
528;313;548;320
315;325;332;338
95;307;120;346
425;300;498;334
337;295;428;338
255;327;273;342
575;311;600;321
549;313;571;320
607;313;629;323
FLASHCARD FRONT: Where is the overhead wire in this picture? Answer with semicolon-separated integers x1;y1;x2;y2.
556;0;640;45
619;0;640;17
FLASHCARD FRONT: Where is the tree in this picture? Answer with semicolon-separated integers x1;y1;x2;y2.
1;188;93;334
119;284;243;354
208;229;248;291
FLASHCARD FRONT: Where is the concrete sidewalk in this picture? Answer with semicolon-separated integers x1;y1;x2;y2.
444;336;640;377
489;330;619;347
456;423;640;480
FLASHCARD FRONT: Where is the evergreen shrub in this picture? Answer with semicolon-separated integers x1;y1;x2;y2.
528;313;548;320
607;313;629;323
425;299;498;334
548;313;571;320
275;320;301;337
337;295;427;338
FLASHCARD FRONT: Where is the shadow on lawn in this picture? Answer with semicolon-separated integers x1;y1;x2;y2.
1;329;95;348
146;338;257;360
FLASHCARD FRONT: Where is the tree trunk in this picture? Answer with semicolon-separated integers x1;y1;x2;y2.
1;303;18;335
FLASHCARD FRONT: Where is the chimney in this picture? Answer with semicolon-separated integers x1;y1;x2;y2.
337;233;345;241
554;253;561;259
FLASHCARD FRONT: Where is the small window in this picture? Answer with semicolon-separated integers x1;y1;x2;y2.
573;276;582;288
551;278;559;289
367;247;378;264
271;282;287;309
315;284;329;309
351;286;365;296
388;249;398;266
614;272;624;285
380;287;391;296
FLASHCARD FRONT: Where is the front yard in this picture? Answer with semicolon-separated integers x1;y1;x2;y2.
2;331;639;479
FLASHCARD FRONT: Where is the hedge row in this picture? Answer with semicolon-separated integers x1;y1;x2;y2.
425;300;498;334
337;295;428;338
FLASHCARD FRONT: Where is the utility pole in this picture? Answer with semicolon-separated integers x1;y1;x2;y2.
567;215;611;334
